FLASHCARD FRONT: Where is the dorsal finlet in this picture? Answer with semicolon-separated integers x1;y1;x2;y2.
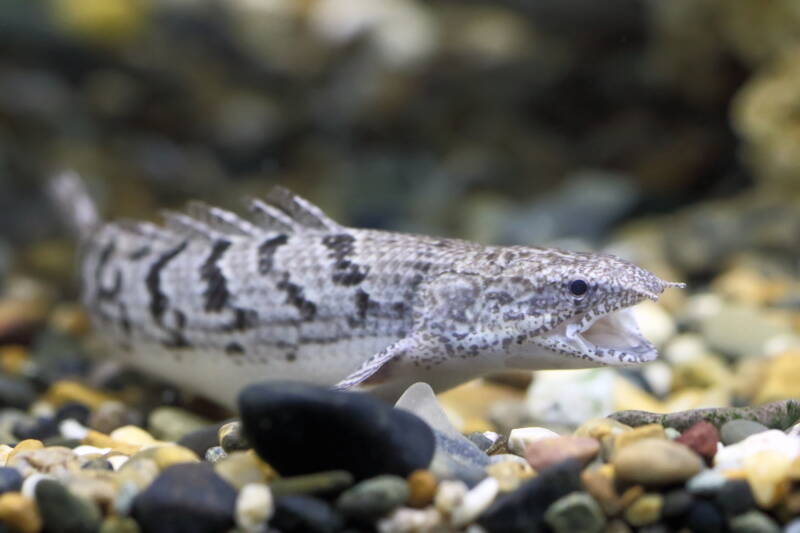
263;186;341;232
114;219;175;243
248;198;298;233
184;201;260;238
161;210;220;241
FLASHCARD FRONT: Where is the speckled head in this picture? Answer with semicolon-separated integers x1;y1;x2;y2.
494;249;686;367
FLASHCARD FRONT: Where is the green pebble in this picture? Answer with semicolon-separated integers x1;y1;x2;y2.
544;491;606;533
729;510;780;533
336;475;409;520
270;470;354;498
35;479;102;533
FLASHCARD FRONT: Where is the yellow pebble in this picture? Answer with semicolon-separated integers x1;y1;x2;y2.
0;445;14;467
110;426;157;447
485;461;536;493
407;469;438;508
0;492;42;533
575;418;633;440
744;450;793;509
152;446;199;470
624;493;662;527
83;430;140;456
0;346;29;375
250;451;278;481
7;440;44;463
614;424;666;452
45;380;115;409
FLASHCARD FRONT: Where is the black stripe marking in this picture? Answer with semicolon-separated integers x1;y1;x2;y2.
276;275;316;321
146;241;188;323
201;240;232;312
258;234;288;274
95;242;123;301
322;233;370;286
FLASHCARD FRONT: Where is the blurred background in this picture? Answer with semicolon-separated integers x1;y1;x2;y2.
1;0;800;427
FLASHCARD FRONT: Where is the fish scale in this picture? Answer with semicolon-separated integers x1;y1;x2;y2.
50;173;685;407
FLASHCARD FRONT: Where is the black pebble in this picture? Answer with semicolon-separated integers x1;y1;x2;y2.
131;463;237;533
177;424;224;458
239;382;436;481
661;489;693;519
35;479;101;533
13;416;59;441
272;495;345;533
56;402;91;425
478;459;583;533
0;467;22;494
683;500;723;533
716;480;756;518
0;376;37;410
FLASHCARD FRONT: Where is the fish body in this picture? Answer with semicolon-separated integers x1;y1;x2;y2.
51;175;684;407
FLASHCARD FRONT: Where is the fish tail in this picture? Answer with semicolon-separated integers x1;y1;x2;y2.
47;170;103;242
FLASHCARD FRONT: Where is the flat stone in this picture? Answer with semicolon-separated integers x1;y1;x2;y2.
35;479;101;533
675;421;720;461
624;494;662;527
613;438;703;486
524;436;599;471
131;463;237;533
240;383;435;481
336;475;409;521
478;459;582;533
729;510;781;533
721;420;770;445
272;495;345;533
544;491;605;533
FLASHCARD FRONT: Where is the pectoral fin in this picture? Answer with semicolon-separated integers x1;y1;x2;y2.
333;337;415;391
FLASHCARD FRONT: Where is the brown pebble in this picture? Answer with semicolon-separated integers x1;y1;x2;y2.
46;381;116;410
524;436;600;471
614;424;666;453
613;439;703;486
581;468;622;516
674;421;719;463
83;430;140;456
407;469;438;508
0;492;42;533
7;440;44;463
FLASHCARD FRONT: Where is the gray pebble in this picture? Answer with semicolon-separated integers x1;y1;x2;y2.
336;475;409;520
720;420;769;445
729;510;780;533
544;491;606;533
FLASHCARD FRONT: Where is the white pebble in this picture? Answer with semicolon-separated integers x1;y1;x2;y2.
434;479;468;514
29;401;55;419
715;430;800;472
107;455;130;471
377;507;443;533
641;361;672;398
507;427;559;456
72;445;111;457
785;518;800;533
664;333;710;365
632;300;676;347
236;483;273;533
451;477;499;528
60;419;89;441
22;473;55;499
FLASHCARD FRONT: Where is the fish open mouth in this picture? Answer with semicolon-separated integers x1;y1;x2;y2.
560;306;658;365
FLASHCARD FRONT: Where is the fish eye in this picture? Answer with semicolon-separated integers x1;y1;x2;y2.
569;279;588;296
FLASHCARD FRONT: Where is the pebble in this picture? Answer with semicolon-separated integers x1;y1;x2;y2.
99;516;141;533
755;350;800;404
214;450;271;490
613;438;703;486
268;470;353;499
525;369;615;428
204;446;226;464
715;430;800;472
147;407;211;442
434;480;468;515
0;375;37;411
218;421;250;453
580;467;622;516
721;420;770;445
177;425;221;459
544;491;605;533
239;382;435;480
377;507;444;533
0;491;41;533
675;421;719;461
45;380;115;410
507;427;559;455
686;470;727;496
406;469;437;508
0;467;23;494
89;401;133;434
116;456;161;489
614;423;666;452
151;445;199;470
109;426;156;447
743;450;793;508
56;402;91;426
729;510;781;533
451;477;499;528
478;459;583;533
485;460;535;492
661;489;693;519
9;446;81;477
336;475;409;520
699;303;791;359
624;493;663;527
7;439;43;462
523;436;599;471
272;495;345;533
35;479;101;533
132;463;237;533
684;499;723;533
235;483;273;533
716;480;756;517
574;418;632;441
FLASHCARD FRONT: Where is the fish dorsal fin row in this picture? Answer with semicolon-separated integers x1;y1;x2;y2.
115;219;175;243
260;186;341;232
185;201;261;238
